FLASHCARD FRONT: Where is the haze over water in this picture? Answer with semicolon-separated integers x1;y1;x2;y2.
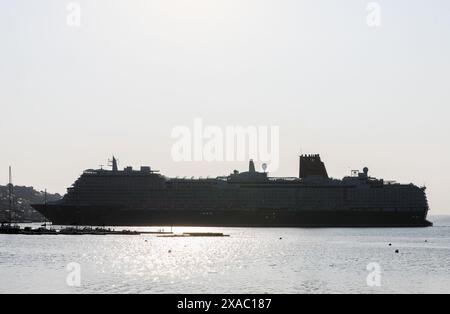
1;216;449;294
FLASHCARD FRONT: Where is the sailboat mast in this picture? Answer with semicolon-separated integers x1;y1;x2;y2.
8;166;13;224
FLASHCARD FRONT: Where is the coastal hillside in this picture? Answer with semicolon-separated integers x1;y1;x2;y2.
0;185;62;222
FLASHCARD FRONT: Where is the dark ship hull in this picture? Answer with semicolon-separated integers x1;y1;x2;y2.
33;204;431;227
32;155;432;228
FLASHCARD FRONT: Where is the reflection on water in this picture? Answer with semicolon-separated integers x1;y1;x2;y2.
1;216;450;294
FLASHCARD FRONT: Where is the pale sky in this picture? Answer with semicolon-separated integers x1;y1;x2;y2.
1;0;449;214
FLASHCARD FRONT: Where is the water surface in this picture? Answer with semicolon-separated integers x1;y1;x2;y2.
1;216;449;294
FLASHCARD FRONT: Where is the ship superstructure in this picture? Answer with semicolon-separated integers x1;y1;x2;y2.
32;155;432;227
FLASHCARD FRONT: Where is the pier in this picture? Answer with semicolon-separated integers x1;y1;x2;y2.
0;225;142;236
0;225;230;237
158;232;230;238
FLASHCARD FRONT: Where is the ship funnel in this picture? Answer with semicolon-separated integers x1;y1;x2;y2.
299;154;328;179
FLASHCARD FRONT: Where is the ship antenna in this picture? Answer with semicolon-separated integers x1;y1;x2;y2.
262;163;268;173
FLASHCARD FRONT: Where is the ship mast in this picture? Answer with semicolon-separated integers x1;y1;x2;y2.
8;166;14;224
112;156;118;172
108;156;119;172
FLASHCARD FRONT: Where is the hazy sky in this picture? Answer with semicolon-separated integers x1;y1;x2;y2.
1;0;449;214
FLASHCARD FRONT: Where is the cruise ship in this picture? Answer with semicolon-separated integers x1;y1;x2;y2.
32;155;432;227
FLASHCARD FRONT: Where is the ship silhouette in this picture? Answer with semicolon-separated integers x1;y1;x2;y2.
32;155;432;227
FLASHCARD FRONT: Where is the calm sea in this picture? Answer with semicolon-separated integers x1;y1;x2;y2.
1;216;449;294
